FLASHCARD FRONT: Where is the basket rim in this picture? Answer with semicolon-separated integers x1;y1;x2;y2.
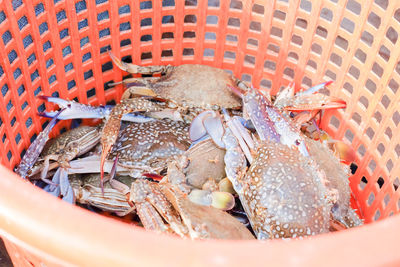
0;165;399;266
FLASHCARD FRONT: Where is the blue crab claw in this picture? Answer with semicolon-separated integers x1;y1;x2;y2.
189;110;225;148
15;108;64;179
38;95;108;119
38;96;155;123
45;168;75;204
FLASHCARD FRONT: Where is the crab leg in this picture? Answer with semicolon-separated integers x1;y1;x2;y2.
15;108;64;179
109;51;173;75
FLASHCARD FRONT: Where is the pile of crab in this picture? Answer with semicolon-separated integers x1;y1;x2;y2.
15;52;363;240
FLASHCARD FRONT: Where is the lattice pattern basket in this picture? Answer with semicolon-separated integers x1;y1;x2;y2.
0;0;399;266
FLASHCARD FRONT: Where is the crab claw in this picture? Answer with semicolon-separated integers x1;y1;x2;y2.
15;108;64;179
283;94;346;111
190;110;225;148
38;96;108;119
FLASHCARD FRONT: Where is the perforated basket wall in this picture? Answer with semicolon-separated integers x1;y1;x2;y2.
0;0;399;266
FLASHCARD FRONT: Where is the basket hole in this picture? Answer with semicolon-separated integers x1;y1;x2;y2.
247;38;258;47
162;0;175;7
82;52;91;63
320;8;333;22
35;3;45;16
34;86;41;96
340;17;355;34
225;34;237;42
141;1;152;9
394;177;400;191
1;84;8;97
23;35;33;49
354;48;366;63
141;52;152;60
367;12;381;29
183;31;195;38
102;61;113;72
206;16;218;25
329;115;340;129
367;192;375;206
267;43;280;55
83;70;93;80
99;28;110;38
395;9;400;23
335;35;348;50
324;69;336;81
184;15;196;24
301;76;312;88
377;143;385;156
8;50;18;64
185;0;197;6
273;10;286;21
162;15;174;24
140;35;152;42
80;37;89;48
119;4;131;14
47;59;54;69
162;32;174;39
228;18;240;28
96;0;108;4
300;0;312;12
241;74;252;83
344;129;354;143
205;32;215;41
87;88;96;98
14;68;22;80
378;45;390;61
183;48;194;56
373;111;382;123
381;95;390;109
288;52;298;63
346;0;361;15
374;0;388;10
204;48;214;57
230;0;242;10
141;18;152;27
98;10;109;21
27;53;36;65
395;144;400;159
396;61;400;75
49;74;57;84
2;133;5;143
349;65;360;80
357;144;366;157
121;39;131;47
264;60;276;72
366;127;375;140
374;210;381;221
351;112;361;125
250;21;261;32
311;43;322;55
252;3;264;15
316;26;328;39
295;18;307;30
63;46;71;57
306;59;317;71
120;22;131;32
384;127;392;140
26;117;32;129
260;79;272;89
291;34;303;46
330;52;342;67
56;10;67;23
386;159;394;172
208;0;219;7
383;194;390;207
161;50;173;58
386;27;398;44
15;133;21;145
361;31;373;46
244;55;255;66
358;96;368;110
22;101;28;111
10;117;16;127
12;0;23;10
271;27;283;39
365;79;376;94
388;79;399;94
283;67;294;79
17;15;28;31
224;51;236;60
372;62;383;78
68;80;76;90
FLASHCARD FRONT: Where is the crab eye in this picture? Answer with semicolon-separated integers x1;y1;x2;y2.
67;103;72;108
295;139;301;146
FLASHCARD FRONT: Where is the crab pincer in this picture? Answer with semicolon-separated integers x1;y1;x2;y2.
15;108;65;179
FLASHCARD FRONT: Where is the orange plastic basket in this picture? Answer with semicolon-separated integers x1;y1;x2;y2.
0;0;399;266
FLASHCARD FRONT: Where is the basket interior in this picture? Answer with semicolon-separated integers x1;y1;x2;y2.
0;0;399;226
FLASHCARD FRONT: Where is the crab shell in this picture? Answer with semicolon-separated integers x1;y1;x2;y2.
109;119;191;176
124;64;242;111
241;141;332;239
